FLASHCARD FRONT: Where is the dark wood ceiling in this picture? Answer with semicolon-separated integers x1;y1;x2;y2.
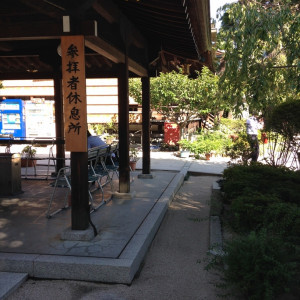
0;0;212;79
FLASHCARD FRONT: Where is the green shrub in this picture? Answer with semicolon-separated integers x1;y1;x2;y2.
90;123;106;135
222;164;300;205
213;163;300;299
264;202;300;240
264;99;300;169
217;118;246;135
192;130;231;156
230;191;280;233
220;229;298;300
177;139;193;151
90;121;118;135
222;164;300;233
178;131;231;156
225;131;251;162
216;118;252;162
265;99;300;140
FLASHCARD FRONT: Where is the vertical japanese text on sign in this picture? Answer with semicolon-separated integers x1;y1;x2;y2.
61;36;87;152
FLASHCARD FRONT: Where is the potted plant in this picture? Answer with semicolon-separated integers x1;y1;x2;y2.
129;147;138;170
191;131;228;160
203;139;219;160
21;145;37;167
177;139;192;158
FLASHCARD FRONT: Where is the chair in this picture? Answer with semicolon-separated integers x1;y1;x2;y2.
105;144;119;179
46;148;106;218
23;138;55;180
46;166;71;218
87;146;108;210
90;146;113;195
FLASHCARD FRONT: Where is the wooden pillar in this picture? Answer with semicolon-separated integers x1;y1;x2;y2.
53;75;65;173
61;35;89;230
142;76;151;174
118;58;130;193
71;152;89;230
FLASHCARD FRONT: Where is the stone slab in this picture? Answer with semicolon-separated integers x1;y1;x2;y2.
0;253;38;276
60;226;96;241
137;173;155;179
112;191;136;200
209;216;224;256
210;181;223;216
33;254;133;283
0;272;28;300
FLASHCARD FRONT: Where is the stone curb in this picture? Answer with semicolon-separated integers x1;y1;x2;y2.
0;272;28;300
209;181;225;256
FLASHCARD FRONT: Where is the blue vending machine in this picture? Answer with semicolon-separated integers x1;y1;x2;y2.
0;99;26;139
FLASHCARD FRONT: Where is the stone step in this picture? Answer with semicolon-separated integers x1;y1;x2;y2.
0;272;28;300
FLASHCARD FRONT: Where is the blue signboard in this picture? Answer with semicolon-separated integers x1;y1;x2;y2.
0;99;26;139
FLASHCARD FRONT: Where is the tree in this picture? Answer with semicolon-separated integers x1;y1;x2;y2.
129;67;220;137
217;0;300;115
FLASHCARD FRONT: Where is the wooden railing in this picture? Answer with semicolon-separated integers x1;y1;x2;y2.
202;113;215;130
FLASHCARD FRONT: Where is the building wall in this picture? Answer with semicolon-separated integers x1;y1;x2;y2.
0;79;127;124
0;79;163;142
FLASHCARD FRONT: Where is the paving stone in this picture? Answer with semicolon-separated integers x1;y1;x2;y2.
0;272;28;300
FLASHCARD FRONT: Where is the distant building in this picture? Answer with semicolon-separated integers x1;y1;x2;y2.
0;79;165;142
0;79;123;124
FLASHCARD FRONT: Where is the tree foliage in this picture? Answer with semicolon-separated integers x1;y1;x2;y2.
129;67;220;130
265;98;300;139
217;0;300;115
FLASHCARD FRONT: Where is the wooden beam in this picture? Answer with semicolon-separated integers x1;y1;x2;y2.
128;58;147;77
85;36;147;77
85;36;123;64
0;22;62;41
92;0;147;49
92;0;118;24
0;20;96;41
19;0;65;19
0;43;13;51
186;0;211;55
0;72;55;80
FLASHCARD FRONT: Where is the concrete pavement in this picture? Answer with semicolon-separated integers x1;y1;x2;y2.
139;151;229;175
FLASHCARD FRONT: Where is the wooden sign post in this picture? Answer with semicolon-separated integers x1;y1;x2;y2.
61;35;89;230
61;35;87;152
